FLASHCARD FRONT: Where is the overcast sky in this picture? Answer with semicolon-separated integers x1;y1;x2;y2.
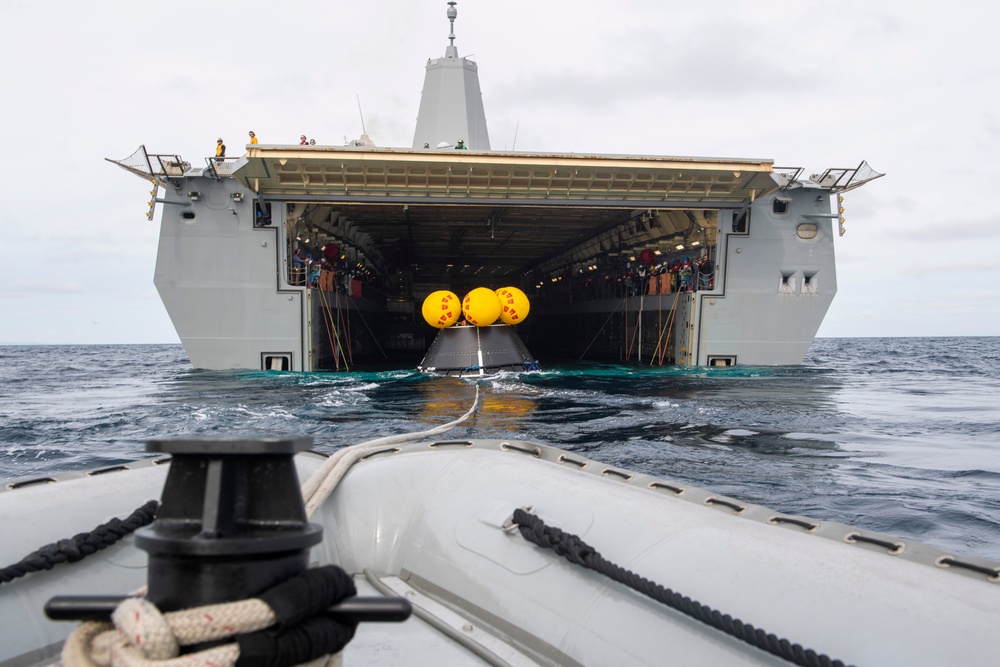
1;0;998;344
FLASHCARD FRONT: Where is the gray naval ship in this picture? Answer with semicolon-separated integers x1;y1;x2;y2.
110;2;882;372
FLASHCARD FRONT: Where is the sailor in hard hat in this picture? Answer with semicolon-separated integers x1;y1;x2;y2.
215;138;226;159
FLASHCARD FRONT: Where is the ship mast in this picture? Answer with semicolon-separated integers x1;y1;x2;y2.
411;1;491;150
447;0;458;56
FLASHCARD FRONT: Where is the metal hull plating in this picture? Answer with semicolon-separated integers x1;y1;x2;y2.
154;173;307;371
689;186;839;366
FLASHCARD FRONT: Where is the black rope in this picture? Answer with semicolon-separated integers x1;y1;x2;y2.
236;565;358;667
0;499;159;585
512;508;852;667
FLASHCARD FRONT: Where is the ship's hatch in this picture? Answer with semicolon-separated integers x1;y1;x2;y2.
233;147;777;294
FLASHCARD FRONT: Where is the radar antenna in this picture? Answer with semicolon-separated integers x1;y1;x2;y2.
447;2;458;49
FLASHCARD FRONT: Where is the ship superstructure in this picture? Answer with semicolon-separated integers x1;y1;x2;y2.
110;3;881;371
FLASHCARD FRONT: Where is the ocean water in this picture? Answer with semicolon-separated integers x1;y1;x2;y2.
1;337;998;561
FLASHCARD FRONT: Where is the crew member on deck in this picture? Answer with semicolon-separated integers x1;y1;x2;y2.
248;131;258;145
455;139;467;150
696;255;715;291
215;138;226;159
292;248;308;286
300;135;308;145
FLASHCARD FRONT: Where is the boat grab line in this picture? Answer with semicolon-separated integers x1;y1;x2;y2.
648;481;685;495
500;442;541;457
5;476;59;490
704;497;747;514
767;515;818;533
557;454;588;468
843;532;904;555
935;556;1000;582
86;465;130;476
429;440;474;448
358;447;401;461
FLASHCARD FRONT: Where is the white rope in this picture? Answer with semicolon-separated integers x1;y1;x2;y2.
61;596;278;667
62;610;342;667
301;383;481;518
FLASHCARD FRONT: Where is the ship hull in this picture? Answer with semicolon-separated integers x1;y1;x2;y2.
146;156;843;371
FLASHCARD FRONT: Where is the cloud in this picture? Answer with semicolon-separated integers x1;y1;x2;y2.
901;216;1000;242
4;282;82;297
901;260;1000;276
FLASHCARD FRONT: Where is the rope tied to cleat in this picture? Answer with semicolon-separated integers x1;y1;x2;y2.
61;566;358;667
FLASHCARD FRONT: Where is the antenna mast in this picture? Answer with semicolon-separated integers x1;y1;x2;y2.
448;1;457;48
356;95;367;136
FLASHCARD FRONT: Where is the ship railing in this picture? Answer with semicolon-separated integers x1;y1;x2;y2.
154;155;190;176
108;145;244;180
773;167;803;189
289;265;307;287
810;161;885;192
106;145;191;181
204;157;240;178
537;268;716;305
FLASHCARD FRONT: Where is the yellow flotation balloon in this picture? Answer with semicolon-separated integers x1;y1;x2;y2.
495;286;530;325
462;287;501;326
421;290;460;328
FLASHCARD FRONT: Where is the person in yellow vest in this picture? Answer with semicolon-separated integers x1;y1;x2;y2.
248;131;258;145
215;138;226;159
